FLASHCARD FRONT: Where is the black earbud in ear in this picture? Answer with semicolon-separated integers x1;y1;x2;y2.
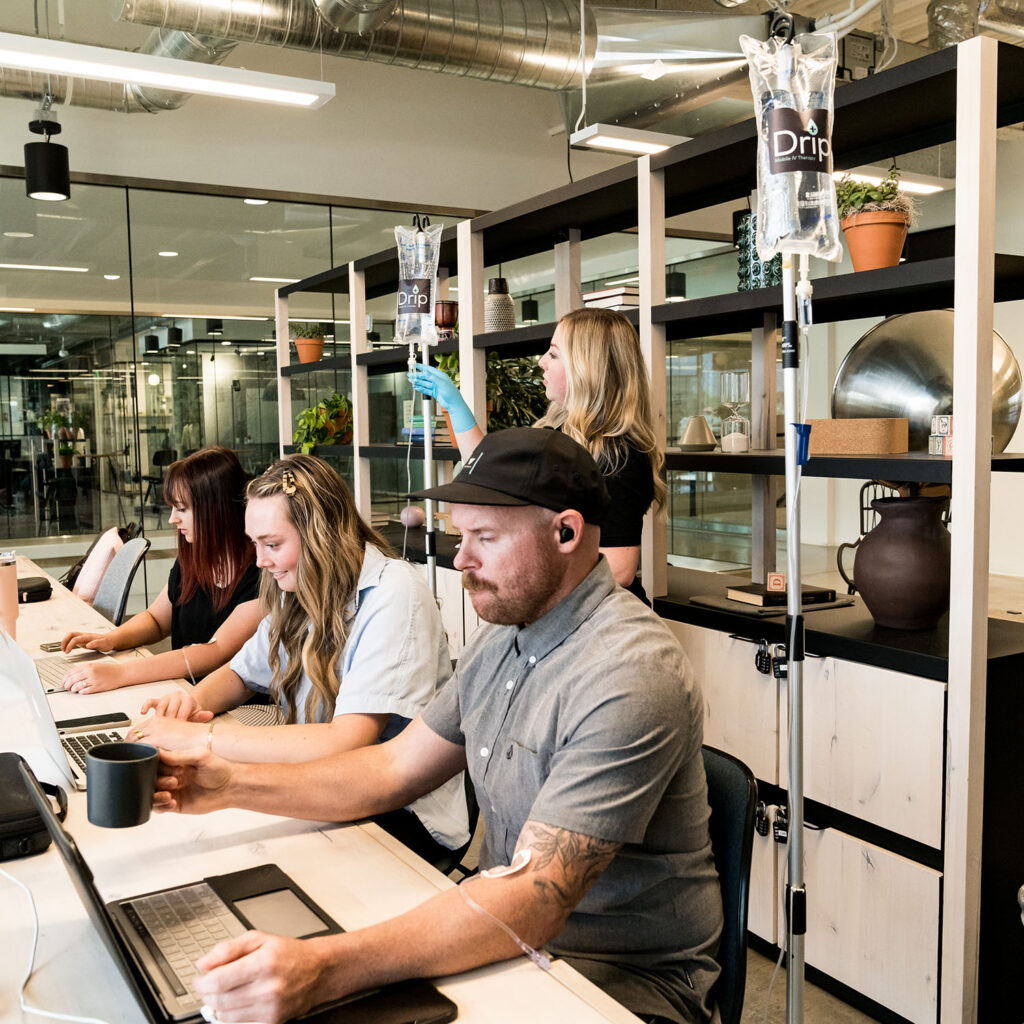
559;525;575;544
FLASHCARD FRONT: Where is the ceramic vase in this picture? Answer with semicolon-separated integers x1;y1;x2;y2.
853;497;951;630
484;278;516;333
841;211;910;272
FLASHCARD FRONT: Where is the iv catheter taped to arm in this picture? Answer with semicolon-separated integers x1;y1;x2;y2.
739;32;842;264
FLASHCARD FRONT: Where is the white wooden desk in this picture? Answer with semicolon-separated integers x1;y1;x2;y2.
0;559;640;1024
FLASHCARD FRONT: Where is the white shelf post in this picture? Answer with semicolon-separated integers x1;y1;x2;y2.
554;228;583;319
456;220;487;425
942;34;998;1024
349;262;372;520
274;289;291;458
638;157;668;599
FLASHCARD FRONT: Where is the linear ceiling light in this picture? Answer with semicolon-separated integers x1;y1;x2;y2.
0;31;336;108
250;276;301;283
0;261;87;272
569;123;687;156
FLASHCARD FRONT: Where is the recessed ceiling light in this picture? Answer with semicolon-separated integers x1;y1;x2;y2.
0;261;86;272
104;274;120;280
158;250;179;257
250;276;300;283
221;340;231;345
244;198;269;206
3;230;34;239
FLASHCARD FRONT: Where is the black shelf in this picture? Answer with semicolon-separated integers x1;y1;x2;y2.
282;444;353;457
654;566;1024;680
380;523;461;570
652;255;1024;340
281;354;352;377
362;443;462;461
665;448;1024;482
472;309;639;355
354;338;458;374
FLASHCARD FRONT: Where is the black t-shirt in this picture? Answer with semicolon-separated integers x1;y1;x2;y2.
166;558;260;651
600;441;656;604
599;441;656;548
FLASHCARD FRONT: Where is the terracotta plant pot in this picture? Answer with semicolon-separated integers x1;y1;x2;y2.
325;414;352;445
294;338;324;363
853;497;950;630
841;211;910;272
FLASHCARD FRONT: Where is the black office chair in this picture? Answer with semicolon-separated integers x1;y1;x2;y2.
702;745;757;1024
431;774;480;877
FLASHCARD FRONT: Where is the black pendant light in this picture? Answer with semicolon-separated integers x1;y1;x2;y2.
665;271;687;302
143;334;160;354
25;106;70;203
521;297;539;325
166;326;183;349
206;318;224;337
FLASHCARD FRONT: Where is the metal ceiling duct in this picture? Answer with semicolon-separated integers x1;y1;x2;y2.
0;28;236;113
314;0;398;35
926;0;978;47
118;0;768;123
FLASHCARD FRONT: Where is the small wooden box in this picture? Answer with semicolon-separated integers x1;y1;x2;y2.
806;418;909;455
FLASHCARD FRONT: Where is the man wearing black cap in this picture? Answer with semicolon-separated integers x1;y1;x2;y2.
154;429;722;1024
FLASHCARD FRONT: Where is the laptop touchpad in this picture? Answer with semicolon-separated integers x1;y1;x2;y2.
234;889;333;938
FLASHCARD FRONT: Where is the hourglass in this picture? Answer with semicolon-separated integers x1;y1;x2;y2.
720;370;751;452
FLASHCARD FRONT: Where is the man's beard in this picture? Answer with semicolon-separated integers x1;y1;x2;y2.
463;556;561;626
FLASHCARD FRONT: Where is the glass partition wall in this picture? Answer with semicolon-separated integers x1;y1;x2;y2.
0;173;415;544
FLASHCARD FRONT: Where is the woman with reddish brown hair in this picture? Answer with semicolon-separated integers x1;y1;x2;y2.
57;447;262;693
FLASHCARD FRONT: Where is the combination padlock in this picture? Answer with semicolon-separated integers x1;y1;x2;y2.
771;643;788;680
754;801;770;837
773;805;789;844
754;640;772;675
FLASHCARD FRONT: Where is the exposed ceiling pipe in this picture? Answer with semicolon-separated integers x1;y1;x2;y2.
120;0;590;90
313;0;398;35
0;28;237;112
926;0;978;47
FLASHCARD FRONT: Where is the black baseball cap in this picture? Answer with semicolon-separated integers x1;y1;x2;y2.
411;427;609;523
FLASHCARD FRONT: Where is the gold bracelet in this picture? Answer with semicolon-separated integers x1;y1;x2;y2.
206;720;215;752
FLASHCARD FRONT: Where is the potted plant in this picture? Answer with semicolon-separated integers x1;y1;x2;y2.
432;352;548;443
836;165;917;272
57;441;75;469
292;393;353;454
291;322;326;364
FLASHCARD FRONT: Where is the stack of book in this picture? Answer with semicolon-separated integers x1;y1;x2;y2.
726;582;837;607
583;286;639;311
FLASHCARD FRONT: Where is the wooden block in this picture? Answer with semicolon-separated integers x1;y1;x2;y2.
806;418;908;455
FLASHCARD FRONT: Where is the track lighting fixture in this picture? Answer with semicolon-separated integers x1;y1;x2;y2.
25;104;70;202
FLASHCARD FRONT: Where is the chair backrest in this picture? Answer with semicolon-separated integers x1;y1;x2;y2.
91;537;150;625
703;745;757;1024
152;449;177;470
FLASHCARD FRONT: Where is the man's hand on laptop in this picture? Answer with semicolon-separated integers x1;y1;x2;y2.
140;689;212;722
154;749;233;814
194;931;327;1024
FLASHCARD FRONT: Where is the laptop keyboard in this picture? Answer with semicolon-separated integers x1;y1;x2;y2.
123;884;247;1001
36;652;108;692
61;731;125;773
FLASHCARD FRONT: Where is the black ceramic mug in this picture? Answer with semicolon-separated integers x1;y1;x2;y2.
86;741;159;828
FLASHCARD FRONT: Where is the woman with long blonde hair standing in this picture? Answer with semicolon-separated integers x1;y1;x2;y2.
410;307;664;600
139;454;468;860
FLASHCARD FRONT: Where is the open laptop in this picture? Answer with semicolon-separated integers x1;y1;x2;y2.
19;760;458;1024
2;632;128;790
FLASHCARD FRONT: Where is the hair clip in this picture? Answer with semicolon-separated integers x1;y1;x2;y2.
281;469;297;496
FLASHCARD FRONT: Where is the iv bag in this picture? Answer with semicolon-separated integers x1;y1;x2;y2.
394;222;444;347
739;32;842;263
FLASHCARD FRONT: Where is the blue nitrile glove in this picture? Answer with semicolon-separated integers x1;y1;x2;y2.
407;365;477;433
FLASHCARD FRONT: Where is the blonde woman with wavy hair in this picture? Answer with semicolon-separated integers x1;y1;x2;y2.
410;307;663;600
138;453;469;860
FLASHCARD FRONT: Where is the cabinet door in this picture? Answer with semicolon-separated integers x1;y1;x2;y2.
775;827;940;1024
749;804;781;944
665;622;780;784
779;656;945;848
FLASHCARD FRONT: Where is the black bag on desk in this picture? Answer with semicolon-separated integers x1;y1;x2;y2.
0;752;67;860
18;576;52;603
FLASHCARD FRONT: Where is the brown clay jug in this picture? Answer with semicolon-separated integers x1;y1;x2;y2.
853;497;951;630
